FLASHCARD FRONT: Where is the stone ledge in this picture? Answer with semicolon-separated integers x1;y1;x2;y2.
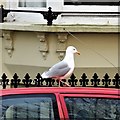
0;23;119;33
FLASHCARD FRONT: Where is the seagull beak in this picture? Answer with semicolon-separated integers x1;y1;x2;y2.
76;51;80;55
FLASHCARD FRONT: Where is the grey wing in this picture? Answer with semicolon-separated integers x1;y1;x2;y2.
45;61;71;78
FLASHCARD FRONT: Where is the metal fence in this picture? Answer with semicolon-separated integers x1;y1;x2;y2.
1;73;120;89
0;5;120;25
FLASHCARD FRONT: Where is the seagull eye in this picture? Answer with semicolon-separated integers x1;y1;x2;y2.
73;48;75;50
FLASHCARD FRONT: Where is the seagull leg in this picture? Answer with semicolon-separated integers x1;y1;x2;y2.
58;79;70;87
58;79;64;87
58;79;61;87
60;80;70;87
64;82;70;87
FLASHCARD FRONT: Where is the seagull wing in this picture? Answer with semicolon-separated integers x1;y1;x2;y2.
42;61;71;78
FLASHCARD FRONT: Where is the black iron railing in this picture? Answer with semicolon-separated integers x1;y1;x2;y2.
1;73;120;89
0;5;61;25
0;5;120;25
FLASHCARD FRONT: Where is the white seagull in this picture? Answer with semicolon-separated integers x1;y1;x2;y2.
41;46;80;86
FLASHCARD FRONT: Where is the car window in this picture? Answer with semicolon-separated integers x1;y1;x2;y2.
65;97;120;120
0;94;60;120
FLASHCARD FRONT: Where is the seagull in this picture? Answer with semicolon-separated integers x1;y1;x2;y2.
41;46;80;86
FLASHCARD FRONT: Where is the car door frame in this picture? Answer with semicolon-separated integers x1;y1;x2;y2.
59;93;120;120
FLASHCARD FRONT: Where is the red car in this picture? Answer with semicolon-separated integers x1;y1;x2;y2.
0;87;120;120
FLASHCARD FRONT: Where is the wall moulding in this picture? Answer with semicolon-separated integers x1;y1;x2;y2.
57;33;68;60
36;32;48;60
3;30;14;57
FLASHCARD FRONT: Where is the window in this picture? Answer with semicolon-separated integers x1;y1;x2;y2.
64;0;119;5
5;0;119;24
62;0;118;25
0;94;59;120
18;0;46;8
65;97;120;120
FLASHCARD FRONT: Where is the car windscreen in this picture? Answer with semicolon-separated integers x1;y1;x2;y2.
0;94;60;120
65;97;120;120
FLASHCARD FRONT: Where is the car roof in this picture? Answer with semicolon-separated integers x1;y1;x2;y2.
0;87;119;97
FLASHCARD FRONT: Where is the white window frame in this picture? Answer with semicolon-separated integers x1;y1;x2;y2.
4;0;118;25
5;0;118;12
63;1;118;13
5;0;48;11
61;0;118;25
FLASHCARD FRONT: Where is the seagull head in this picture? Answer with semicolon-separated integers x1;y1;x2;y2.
66;46;80;55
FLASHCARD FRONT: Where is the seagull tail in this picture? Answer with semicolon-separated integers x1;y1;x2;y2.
41;72;48;78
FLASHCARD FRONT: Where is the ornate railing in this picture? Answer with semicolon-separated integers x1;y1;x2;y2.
1;73;120;89
0;5;120;25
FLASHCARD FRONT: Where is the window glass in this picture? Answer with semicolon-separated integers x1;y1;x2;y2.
64;0;119;5
65;97;120;120
0;94;59;120
18;0;46;7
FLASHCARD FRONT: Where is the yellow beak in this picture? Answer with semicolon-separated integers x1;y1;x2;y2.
76;51;80;55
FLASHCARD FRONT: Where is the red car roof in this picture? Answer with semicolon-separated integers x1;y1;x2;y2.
0;87;120;97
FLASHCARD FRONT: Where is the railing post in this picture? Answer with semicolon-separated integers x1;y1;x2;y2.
113;73;120;88
91;73;100;87
68;74;78;87
1;73;9;89
56;79;65;87
34;73;43;87
79;73;89;87
41;7;61;25
11;73;21;88
22;73;32;87
0;5;10;23
0;5;4;23
45;78;54;87
102;73;111;88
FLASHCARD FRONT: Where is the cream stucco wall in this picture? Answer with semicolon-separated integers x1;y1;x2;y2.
0;31;2;78
0;0;5;6
0;0;119;80
1;24;118;79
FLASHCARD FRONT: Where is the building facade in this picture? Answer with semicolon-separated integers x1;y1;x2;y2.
0;0;119;81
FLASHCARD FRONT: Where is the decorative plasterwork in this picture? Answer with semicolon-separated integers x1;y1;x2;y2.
57;33;68;60
36;32;48;60
3;31;14;57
